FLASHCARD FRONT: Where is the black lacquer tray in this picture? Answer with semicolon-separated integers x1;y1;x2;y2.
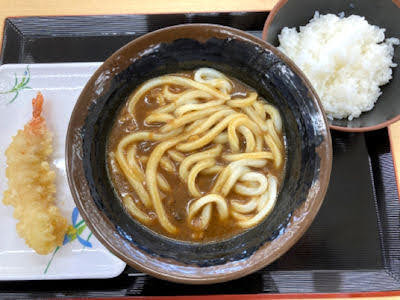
1;12;399;297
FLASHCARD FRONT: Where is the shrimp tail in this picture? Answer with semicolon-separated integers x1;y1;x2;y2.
32;92;43;119
28;92;45;132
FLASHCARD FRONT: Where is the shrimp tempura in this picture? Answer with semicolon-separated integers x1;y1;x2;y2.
3;92;68;255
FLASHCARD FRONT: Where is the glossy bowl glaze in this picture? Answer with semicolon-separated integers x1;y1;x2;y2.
66;24;332;284
262;0;400;132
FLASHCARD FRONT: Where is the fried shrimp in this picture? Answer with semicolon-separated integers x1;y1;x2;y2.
3;92;68;255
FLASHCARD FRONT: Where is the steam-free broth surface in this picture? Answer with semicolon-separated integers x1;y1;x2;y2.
107;69;285;242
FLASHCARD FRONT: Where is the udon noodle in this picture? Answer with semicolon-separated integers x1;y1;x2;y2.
108;68;285;241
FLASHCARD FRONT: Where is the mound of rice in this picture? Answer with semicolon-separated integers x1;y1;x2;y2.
278;12;399;120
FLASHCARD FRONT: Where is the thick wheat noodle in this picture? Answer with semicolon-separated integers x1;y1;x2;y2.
237;176;278;228
204;170;231;229
211;167;231;195
255;134;264;151
253;101;266;119
231;197;259;214
144;113;174;124
173;90;212;105
118;132;150;150
194;68;224;81
190;109;235;135
220;166;250;197
118;128;183;150
117;134;147;181
145;133;191;234
234;172;268;196
212;159;267;195
153;90;209;114
187;159;216;197
117;128;182;176
123;195;153;224
195;205;212;231
188;194;228;230
266;119;283;151
185;118;206;133
126;146;144;180
241;126;256;153
229;115;262;136
114;151;151;208
257;191;267;211
179;145;222;181
194;68;233;94
226;92;257;108
243;106;269;132
223;152;273;161
176;113;246;152
153;98;196;114
157;173;171;192
160;156;176;173
228;124;255;152
167;149;185;162
178;108;234;137
227;116;261;152
200;165;224;175
264;134;282;168
264;104;282;133
175;99;226;117
231;211;249;221
162;85;184;101
160;106;223;133
213;133;228;144
115;129;184;209
208;79;232;94
128;76;230;114
194;68;230;83
212;164;238;195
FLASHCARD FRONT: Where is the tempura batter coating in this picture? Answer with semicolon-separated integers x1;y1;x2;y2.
3;92;68;255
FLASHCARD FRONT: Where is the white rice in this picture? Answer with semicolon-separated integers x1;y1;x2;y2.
277;12;399;120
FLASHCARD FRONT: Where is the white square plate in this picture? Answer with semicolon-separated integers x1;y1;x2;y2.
0;63;126;280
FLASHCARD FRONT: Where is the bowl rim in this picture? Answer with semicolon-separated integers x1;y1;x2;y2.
66;23;333;284
261;0;400;132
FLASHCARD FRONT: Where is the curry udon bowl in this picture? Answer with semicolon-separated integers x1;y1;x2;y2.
66;24;332;284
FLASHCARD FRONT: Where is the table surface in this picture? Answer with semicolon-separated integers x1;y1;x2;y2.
0;1;399;298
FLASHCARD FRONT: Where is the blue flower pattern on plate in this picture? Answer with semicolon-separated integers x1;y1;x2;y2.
44;207;93;274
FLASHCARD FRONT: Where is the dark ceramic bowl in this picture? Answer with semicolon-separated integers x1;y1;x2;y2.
66;24;332;284
262;0;400;132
